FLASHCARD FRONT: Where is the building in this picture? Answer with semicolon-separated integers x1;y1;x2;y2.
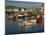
5;8;19;12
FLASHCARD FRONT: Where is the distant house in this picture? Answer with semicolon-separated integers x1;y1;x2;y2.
5;9;12;12
13;8;19;12
40;7;44;13
25;8;32;12
39;6;44;15
5;8;19;12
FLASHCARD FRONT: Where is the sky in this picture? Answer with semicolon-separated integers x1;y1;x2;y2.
5;0;43;8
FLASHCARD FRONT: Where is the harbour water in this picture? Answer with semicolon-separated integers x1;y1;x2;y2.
5;13;44;34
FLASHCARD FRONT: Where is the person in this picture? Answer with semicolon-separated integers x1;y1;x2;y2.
36;15;42;24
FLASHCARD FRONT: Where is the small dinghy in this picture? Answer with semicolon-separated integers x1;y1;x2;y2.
8;15;16;21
